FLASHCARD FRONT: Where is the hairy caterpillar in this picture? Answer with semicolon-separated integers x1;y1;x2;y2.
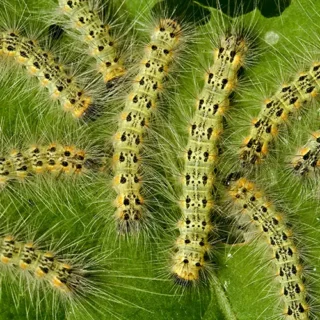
56;0;126;84
225;174;309;320
112;17;183;233
0;211;123;320
239;61;320;166
290;131;320;177
170;33;249;284
1;235;86;295
0;143;104;186
0;29;99;119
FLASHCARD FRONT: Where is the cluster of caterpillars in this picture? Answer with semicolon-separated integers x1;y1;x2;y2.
0;0;128;312
0;0;317;319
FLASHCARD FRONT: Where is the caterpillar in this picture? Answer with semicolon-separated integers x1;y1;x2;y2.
170;33;249;284
56;0;126;84
112;17;183;233
239;61;320;166
0;29;99;119
225;174;309;320
1;235;85;295
290;131;320;177
0;192;155;320
0;213;116;320
0;143;104;186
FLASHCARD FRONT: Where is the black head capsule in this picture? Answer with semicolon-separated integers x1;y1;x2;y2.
223;172;242;186
48;24;64;40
